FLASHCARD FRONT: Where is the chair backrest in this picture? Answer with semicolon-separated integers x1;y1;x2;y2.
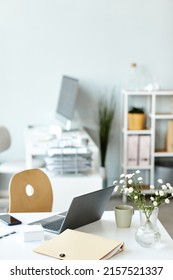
0;126;11;153
9;169;53;213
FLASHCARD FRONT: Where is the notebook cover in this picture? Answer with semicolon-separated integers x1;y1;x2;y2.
33;229;124;260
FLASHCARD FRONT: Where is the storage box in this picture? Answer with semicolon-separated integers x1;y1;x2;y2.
128;113;145;130
19;225;44;242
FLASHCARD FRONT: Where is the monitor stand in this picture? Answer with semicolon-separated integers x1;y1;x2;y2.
55;111;82;132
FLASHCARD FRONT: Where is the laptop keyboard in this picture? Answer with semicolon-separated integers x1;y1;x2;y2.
42;218;64;232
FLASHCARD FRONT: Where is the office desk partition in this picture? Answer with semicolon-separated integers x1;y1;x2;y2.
0;211;173;260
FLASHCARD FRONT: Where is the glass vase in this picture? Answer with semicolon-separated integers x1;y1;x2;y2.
135;207;161;248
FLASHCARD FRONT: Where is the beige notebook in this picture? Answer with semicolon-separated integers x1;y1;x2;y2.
33;229;124;260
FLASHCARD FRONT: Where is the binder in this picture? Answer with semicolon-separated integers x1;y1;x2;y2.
33;229;124;260
127;135;138;166
166;121;173;152
138;135;150;166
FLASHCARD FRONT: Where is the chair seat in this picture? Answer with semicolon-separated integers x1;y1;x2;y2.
0;159;45;174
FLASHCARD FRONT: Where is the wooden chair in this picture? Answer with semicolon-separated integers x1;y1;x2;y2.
9;169;53;213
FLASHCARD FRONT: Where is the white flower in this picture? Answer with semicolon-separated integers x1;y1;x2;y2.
158;179;163;184
113;171;173;212
113;180;117;185
126;173;134;179
161;184;167;190
165;198;170;204
128;187;134;193
128;179;133;184
138;177;143;181
153;201;158;207
159;190;164;196
119;179;124;184
114;186;119;192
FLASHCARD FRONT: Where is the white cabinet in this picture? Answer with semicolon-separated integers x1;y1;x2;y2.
121;90;173;188
24;125;102;212
49;172;102;212
25;125;99;172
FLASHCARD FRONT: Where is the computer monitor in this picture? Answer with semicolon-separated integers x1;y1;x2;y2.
55;75;79;130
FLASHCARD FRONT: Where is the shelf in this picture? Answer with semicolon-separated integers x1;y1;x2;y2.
122;90;152;96
154;151;173;157
122;164;152;170
121;90;173;186
154;114;173;119
122;90;173;96
153;90;173;96
122;129;152;135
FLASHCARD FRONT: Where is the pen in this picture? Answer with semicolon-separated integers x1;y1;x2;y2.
0;231;16;239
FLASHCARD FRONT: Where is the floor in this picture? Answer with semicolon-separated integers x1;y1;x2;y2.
107;193;173;239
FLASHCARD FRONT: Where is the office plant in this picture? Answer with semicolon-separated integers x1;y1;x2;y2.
98;94;115;186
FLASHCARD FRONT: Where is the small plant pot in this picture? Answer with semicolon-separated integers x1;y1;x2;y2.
128;113;145;130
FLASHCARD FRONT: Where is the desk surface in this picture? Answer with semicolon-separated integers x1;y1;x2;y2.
0;211;173;260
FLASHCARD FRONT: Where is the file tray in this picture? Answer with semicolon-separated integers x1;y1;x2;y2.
45;146;93;174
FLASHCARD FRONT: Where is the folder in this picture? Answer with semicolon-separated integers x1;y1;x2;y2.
138;135;151;166
127;135;139;166
33;229;124;260
166;121;173;152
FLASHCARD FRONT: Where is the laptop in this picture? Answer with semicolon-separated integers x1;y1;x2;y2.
29;185;114;234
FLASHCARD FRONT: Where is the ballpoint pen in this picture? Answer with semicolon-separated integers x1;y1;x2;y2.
0;231;16;239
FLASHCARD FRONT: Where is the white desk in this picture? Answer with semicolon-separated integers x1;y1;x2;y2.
0;211;173;260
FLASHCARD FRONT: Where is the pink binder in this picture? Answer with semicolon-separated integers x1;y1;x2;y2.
138;136;151;166
127;136;139;166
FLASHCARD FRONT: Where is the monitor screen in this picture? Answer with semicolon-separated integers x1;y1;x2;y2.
56;75;79;130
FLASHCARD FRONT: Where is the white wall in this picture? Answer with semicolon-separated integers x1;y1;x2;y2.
1;0;173;185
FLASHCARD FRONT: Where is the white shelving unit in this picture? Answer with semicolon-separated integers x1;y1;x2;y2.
121;90;173;189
